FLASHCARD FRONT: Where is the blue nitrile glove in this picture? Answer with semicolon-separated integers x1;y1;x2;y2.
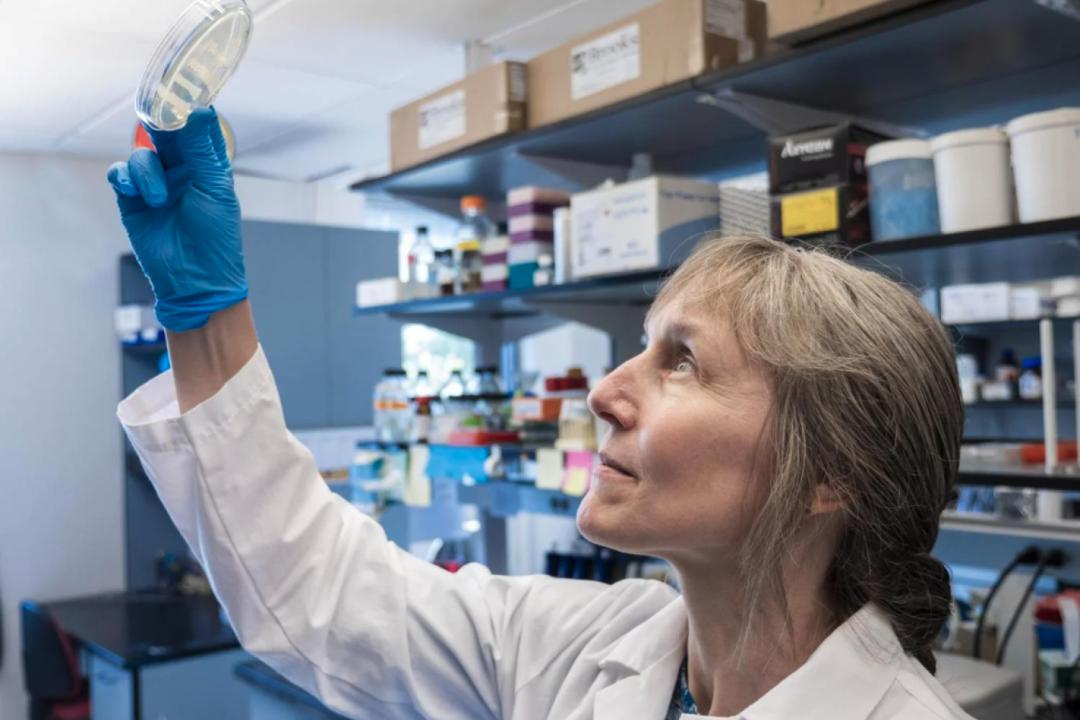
107;107;247;332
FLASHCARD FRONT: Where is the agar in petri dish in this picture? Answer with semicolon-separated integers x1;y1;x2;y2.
136;0;254;131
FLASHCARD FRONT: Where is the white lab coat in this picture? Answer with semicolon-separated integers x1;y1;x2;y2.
118;346;976;720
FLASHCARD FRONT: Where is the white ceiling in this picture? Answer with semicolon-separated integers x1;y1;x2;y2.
0;0;657;183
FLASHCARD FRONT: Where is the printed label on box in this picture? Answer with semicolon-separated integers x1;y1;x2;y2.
705;0;747;38
509;63;527;103
418;89;466;150
570;23;641;101
780;188;839;237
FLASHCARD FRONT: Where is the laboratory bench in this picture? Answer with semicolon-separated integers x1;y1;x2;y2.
37;590;249;719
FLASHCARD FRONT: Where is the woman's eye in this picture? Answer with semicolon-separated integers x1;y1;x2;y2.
673;356;695;374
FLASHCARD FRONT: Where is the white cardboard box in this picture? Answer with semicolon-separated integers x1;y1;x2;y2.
940;283;1013;324
570;176;719;278
355;278;434;308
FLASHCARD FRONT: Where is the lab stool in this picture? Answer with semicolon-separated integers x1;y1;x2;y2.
935;652;1023;720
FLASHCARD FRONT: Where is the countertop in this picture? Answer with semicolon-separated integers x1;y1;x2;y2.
38;590;239;669
235;659;352;718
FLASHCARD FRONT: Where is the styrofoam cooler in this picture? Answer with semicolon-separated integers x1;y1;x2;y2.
930;127;1014;233
1006;107;1080;223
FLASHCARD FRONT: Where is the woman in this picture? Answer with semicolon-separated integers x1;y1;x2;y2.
110;110;973;719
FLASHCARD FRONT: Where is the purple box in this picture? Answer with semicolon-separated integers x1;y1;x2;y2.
483;252;508;265
511;230;555;244
483;280;508;292
508;202;562;218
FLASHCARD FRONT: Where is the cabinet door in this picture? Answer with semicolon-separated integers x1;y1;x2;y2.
139;648;251;720
88;654;134;720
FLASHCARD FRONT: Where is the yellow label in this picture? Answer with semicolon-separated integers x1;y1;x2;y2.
562;467;590;497
781;188;839;237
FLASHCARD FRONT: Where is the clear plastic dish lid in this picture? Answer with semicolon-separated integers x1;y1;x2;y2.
136;0;253;131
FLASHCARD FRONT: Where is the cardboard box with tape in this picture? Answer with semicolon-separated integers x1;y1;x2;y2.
389;61;526;172
527;0;765;129
768;0;936;45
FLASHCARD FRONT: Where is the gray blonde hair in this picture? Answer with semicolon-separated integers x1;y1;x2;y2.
651;234;961;673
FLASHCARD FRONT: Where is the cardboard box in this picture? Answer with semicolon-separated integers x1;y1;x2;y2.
527;0;762;129
390;61;527;172
355;278;435;307
570;175;719;278
768;123;884;195
768;0;935;44
770;183;871;247
940;283;1011;325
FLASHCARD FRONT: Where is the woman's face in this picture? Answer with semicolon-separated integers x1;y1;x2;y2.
577;297;772;563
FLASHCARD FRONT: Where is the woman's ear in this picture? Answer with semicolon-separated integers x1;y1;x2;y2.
809;482;843;516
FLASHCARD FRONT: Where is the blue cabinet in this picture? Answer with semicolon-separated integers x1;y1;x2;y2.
87;648;251;720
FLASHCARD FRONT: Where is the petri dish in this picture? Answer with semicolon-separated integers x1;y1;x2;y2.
136;0;254;131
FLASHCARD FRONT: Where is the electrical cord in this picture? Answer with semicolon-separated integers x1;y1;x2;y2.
974;545;1041;661
996;550;1054;665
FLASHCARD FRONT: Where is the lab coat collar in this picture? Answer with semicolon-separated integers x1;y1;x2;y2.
594;593;688;720
595;599;901;720
735;603;903;720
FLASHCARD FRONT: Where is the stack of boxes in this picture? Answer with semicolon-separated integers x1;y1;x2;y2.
481;224;510;292
768;123;886;247
506;187;570;289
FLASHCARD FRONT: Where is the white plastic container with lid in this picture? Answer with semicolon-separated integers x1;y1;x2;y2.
1006;107;1080;222
930;127;1014;233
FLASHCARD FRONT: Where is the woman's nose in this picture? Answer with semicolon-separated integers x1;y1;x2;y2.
587;361;637;431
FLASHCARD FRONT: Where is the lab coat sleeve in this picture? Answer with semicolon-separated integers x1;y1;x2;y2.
117;345;586;720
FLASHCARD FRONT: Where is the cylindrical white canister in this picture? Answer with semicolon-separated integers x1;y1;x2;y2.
865;139;940;241
1006;107;1080;223
930;127;1014;233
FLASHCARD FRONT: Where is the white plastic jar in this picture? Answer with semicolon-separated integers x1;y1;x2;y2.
930;127;1014;233
1006;107;1080;223
865;139;940;241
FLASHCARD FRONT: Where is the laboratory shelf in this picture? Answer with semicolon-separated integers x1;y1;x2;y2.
950;316;1080;334
351;0;1080;201
957;462;1080;491
940;511;1080;543
457;481;582;518
859;216;1080;256
353;269;664;319
967;400;1077;410
354;214;1080;321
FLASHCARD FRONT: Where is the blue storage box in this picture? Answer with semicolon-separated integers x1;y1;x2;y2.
425;445;491;483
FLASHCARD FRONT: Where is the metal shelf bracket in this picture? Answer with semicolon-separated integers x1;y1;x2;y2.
698;88;927;139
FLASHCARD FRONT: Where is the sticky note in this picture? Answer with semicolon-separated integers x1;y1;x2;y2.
563;451;595;497
536;448;564;491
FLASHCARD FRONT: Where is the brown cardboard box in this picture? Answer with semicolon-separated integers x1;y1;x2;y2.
768;0;937;44
389;61;526;172
527;0;764;129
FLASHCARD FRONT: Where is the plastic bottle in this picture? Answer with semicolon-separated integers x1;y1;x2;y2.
1019;357;1043;400
456;196;494;294
407;225;436;289
435;249;456;296
412;369;435;400
373;369;411;443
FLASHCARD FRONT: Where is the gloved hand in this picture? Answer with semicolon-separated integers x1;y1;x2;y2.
107;107;247;332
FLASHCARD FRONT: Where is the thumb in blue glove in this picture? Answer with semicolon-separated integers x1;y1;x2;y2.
107;107;248;332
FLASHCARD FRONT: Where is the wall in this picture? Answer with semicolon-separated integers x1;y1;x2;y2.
0;154;129;716
0;154;399;716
